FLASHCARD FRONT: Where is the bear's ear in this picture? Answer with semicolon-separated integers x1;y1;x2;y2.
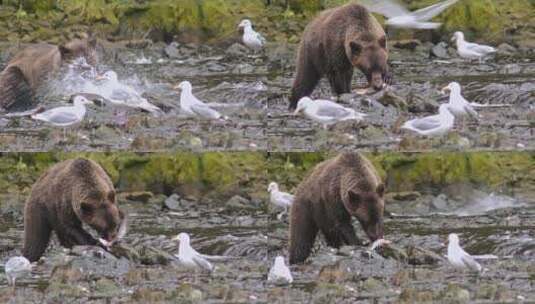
378;36;387;49
58;45;72;57
347;189;361;206
80;202;94;215
349;41;362;56
376;183;385;196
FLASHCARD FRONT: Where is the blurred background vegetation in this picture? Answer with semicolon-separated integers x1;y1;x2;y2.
0;152;532;203
0;0;533;44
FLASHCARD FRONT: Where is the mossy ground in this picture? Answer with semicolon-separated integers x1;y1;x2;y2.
0;0;533;44
0;152;532;204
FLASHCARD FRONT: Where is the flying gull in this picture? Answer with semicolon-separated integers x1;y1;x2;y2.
362;0;459;29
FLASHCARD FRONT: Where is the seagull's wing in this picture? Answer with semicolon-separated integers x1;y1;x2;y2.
256;32;266;45
199;254;236;261
110;87;135;101
360;0;409;18
34;109;78;124
315;104;352;118
410;116;441;131
192;255;214;272
461;254;482;272
280;192;294;203
412;0;459;21
464;42;495;54
191;103;222;119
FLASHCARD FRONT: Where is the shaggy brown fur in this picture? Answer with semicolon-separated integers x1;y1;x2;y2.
0;36;97;112
23;158;124;262
289;3;390;110
289;152;385;264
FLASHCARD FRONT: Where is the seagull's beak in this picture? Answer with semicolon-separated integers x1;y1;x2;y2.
173;84;182;91
293;108;302;116
95;74;106;81
172;235;180;241
441;86;451;94
451;36;456;42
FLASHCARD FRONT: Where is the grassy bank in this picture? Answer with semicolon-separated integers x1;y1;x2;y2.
0;0;533;45
0;152;532;203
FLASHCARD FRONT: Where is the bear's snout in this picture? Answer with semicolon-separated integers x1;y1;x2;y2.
370;71;384;90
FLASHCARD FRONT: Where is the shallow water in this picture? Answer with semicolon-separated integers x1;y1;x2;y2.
0;43;533;152
1;182;533;302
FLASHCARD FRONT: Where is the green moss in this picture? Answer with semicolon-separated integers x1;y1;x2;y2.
0;152;532;206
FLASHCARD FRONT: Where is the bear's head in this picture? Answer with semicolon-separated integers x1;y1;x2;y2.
71;159;124;242
58;34;98;66
345;33;389;90
343;183;385;241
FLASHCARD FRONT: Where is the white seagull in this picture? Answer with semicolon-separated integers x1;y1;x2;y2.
173;232;214;272
238;19;266;51
447;233;482;272
401;104;455;136
441;82;479;122
31;95;93;127
95;71;163;116
5;256;31;287
362;0;459;29
175;81;225;120
268;256;293;285
268;182;294;220
294;97;366;129
452;31;496;60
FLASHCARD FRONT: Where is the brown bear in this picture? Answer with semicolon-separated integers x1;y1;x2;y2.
289;152;385;264
23;158;124;262
0;35;97;112
289;3;390;110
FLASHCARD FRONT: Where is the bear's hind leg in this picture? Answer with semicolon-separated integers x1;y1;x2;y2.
22;203;52;262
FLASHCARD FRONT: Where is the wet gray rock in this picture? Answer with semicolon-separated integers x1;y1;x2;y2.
232;63;255;74
225;43;249;58
431;42;450;59
225;195;254;211
55;246;130;280
500;64;522;74
431;194;454;211
94;277;123;298
164;42;182;59
137;245;177;265
380;244;408;262
407;245;443;265
376;88;408;109
164;194;182;210
266;43;294;70
441;284;470;303
497;43;516;55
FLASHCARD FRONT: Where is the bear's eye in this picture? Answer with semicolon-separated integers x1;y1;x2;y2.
349;41;362;55
376;184;385;196
108;192;115;203
347;190;361;206
80;202;94;214
378;36;387;49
